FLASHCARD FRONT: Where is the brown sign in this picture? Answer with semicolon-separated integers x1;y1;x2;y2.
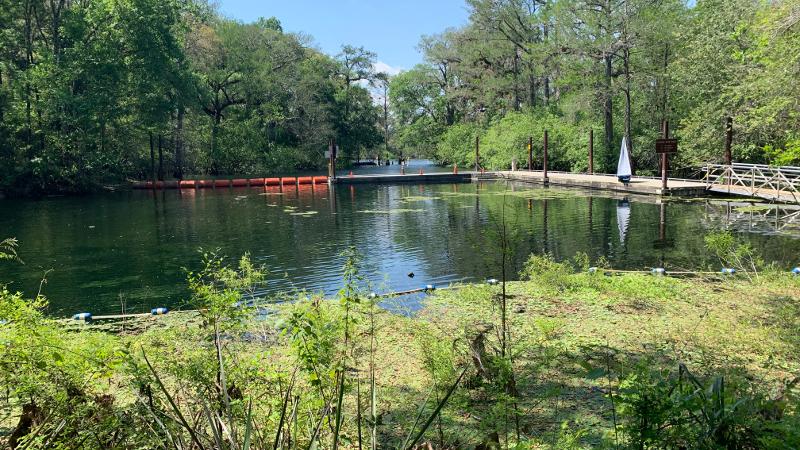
656;138;678;154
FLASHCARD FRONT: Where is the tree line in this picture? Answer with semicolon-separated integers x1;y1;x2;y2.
0;0;386;195
389;0;800;174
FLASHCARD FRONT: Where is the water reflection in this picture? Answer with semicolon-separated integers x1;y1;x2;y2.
1;181;799;316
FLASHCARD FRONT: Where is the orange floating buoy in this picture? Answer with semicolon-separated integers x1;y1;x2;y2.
197;179;214;189
248;178;265;187
312;176;328;184
298;176;313;185
265;178;281;186
281;177;296;186
231;178;248;187
214;179;231;189
179;180;196;189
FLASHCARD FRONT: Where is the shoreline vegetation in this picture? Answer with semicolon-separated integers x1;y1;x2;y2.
2;237;799;448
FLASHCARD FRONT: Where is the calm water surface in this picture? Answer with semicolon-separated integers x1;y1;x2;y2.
1;161;799;315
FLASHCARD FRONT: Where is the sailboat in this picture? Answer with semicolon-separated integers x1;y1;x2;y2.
617;137;632;184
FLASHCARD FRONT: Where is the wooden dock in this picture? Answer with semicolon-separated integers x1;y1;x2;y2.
333;172;474;184
334;170;710;197
495;171;709;197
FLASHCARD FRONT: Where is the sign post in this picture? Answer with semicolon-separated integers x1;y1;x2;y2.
655;121;677;191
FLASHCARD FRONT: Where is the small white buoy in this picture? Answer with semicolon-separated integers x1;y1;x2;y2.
486;278;499;285
151;307;169;315
424;284;436;291
792;267;800;276
651;268;666;276
588;267;598;274
72;312;92;321
367;292;378;299
720;268;736;275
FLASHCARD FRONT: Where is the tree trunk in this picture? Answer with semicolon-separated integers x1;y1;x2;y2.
210;114;220;174
157;134;164;181
603;53;614;160
623;47;632;172
149;132;156;186
174;107;184;179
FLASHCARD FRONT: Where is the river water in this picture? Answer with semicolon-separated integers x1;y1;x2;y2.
1;160;798;316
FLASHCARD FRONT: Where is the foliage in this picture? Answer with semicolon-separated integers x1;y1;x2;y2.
616;362;800;448
390;0;800;175
704;230;764;277
0;2;383;196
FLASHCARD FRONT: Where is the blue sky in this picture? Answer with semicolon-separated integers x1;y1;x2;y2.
218;0;471;74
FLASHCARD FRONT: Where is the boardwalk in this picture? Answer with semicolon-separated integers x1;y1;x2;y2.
495;171;708;197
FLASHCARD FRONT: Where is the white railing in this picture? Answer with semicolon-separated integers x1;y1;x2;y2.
703;163;800;203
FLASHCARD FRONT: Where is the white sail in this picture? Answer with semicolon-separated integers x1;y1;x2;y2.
617;199;631;244
617;137;632;178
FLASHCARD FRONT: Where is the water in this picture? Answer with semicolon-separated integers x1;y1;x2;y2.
1;161;799;316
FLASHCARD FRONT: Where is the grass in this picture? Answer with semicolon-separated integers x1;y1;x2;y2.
2;269;799;448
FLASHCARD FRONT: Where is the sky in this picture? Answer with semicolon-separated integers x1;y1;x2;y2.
218;0;471;75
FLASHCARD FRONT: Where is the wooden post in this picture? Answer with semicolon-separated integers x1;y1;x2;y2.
724;116;733;166
661;120;669;191
330;138;337;180
527;136;533;171
543;130;549;182
475;135;480;172
588;129;594;174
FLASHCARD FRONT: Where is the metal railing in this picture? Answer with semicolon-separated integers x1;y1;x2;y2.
703;163;800;203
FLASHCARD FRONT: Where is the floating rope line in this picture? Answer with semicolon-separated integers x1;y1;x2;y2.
587;267;748;276
60;268;799;323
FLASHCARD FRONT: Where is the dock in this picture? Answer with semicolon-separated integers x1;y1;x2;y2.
494;171;709;197
333;170;710;197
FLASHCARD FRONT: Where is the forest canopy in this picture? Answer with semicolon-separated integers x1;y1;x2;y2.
391;0;800;174
0;0;384;195
1;0;799;195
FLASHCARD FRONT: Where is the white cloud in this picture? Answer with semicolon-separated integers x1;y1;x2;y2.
373;61;403;76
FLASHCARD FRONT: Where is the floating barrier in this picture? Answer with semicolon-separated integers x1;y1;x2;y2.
133;175;331;190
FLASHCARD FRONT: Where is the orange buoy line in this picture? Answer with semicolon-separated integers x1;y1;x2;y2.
133;175;329;190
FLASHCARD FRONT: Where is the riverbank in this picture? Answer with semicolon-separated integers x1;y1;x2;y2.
2;257;799;448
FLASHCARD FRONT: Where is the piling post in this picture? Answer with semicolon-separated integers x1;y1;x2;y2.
661;120;669;191
724;116;733;166
475;135;480;172
588;129;594;174
528;136;533;171
543;130;549;183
